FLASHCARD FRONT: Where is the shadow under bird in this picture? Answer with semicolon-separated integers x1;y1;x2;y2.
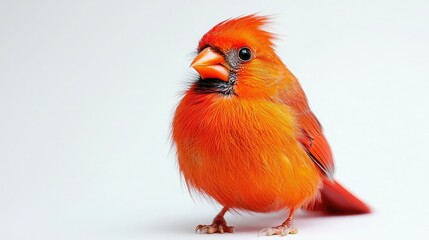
172;15;370;236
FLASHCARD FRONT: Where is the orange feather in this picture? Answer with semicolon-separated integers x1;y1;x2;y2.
172;15;370;235
174;91;320;212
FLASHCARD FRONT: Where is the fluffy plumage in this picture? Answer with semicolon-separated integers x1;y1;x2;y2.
172;15;369;236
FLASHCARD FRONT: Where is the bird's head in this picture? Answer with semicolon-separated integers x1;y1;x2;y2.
191;15;288;99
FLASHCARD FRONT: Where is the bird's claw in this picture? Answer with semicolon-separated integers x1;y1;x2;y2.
258;226;297;237
195;224;235;234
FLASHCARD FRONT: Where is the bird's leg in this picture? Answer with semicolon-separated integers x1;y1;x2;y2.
195;207;235;234
258;208;298;236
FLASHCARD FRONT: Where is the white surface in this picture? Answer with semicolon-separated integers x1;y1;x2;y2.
1;1;428;239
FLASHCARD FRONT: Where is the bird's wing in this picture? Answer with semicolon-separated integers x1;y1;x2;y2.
297;110;335;179
277;71;335;178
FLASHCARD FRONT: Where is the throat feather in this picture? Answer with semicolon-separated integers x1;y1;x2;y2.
194;77;236;95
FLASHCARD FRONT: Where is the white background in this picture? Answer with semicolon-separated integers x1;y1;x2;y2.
1;1;428;239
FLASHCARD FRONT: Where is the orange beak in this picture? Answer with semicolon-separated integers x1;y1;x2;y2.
190;47;229;82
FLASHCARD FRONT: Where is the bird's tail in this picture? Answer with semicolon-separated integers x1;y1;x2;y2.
306;178;371;214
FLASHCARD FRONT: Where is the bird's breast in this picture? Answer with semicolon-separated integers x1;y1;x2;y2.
173;92;321;211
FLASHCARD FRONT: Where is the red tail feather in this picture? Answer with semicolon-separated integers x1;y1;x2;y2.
307;178;371;214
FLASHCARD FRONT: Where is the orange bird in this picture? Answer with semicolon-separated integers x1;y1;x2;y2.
172;15;370;236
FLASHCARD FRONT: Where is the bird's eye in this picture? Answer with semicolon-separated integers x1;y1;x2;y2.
238;47;252;62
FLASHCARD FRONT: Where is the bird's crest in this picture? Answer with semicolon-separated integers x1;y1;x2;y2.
198;15;275;52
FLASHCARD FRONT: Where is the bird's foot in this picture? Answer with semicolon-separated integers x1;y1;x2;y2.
258;222;297;237
195;217;234;234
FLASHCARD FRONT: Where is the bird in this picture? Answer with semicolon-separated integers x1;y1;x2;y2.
172;14;370;236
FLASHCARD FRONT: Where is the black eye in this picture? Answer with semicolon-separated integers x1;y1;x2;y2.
238;47;252;62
